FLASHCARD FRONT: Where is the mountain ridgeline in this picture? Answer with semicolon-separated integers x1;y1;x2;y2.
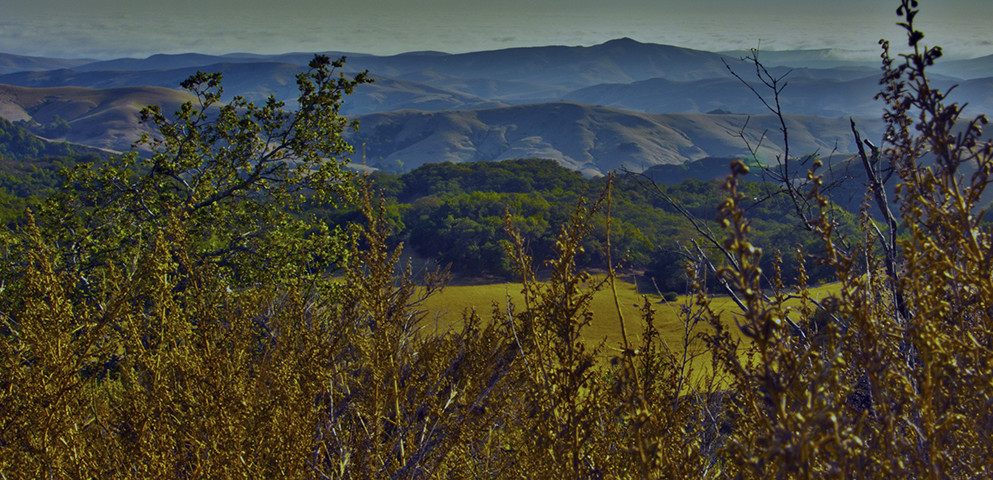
2;38;992;176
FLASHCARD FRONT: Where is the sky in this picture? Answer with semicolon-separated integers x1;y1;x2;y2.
2;0;991;61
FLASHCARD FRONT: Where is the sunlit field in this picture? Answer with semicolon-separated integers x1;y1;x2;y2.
419;277;842;373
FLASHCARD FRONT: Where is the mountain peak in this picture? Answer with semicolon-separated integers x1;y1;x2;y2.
598;38;646;48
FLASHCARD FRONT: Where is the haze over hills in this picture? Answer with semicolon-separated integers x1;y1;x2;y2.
358;38;744;85
562;76;886;118
0;63;511;115
0;39;754;105
931;54;993;80
717;49;878;69
0;53;97;75
0;39;989;173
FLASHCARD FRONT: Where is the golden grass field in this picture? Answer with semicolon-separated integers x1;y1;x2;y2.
420;277;696;349
417;276;842;377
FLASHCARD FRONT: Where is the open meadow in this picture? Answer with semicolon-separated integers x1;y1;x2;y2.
419;276;843;372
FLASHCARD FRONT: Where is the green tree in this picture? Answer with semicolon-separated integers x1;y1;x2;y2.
24;55;370;289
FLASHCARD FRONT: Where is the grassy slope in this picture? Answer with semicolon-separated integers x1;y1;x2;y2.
0;84;197;152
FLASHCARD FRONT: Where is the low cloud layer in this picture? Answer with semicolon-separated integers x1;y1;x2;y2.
1;2;989;60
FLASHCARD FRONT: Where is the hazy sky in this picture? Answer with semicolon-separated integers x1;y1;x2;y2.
3;0;991;60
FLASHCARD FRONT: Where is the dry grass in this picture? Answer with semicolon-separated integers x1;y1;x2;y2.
421;276;840;367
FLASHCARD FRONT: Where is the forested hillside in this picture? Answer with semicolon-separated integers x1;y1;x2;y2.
0;117;104;222
0;115;854;290
334;158;851;289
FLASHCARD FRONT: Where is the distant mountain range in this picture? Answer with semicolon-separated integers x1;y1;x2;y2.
346;102;886;176
0;38;990;174
0;53;96;74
